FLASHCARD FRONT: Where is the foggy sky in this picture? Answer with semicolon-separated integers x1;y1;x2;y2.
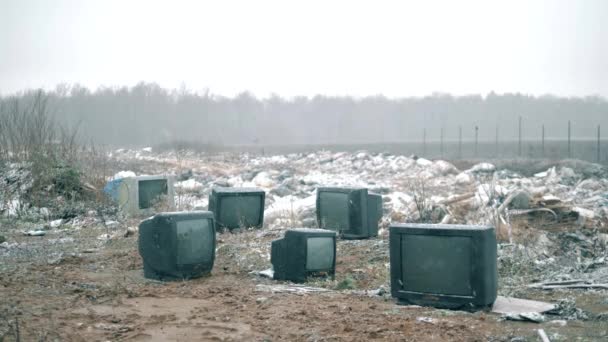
1;0;607;98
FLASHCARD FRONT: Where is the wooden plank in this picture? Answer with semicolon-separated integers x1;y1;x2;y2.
491;296;555;315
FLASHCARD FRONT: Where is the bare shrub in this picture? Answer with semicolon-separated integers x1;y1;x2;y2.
406;178;433;223
0;91;118;219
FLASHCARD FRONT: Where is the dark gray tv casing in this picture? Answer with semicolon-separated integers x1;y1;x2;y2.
316;187;382;239
271;229;337;283
389;223;497;310
138;211;216;281
208;186;266;231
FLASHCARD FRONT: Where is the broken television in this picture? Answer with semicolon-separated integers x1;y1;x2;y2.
316;187;382;239
138;211;216;280
271;229;337;283
389;223;497;310
208;187;266;231
114;175;175;217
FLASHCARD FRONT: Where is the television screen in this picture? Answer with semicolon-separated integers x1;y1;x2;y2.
316;187;382;239
317;192;350;231
306;237;335;271
401;235;472;296
208;187;265;231
389;224;497;310
114;175;175;217
175;218;214;265
217;195;263;228
138;178;168;209
271;228;336;282
139;211;216;280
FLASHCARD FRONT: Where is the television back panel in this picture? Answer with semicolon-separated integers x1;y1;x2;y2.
389;224;497;310
366;193;383;237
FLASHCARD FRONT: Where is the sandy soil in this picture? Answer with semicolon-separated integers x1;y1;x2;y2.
1;225;607;342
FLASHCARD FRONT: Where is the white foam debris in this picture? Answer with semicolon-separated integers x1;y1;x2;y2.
455;172;473;184
49;219;63;228
416;158;433;167
110;170;136;180
468;162;496;173
252;171;276;188
175;179;203;191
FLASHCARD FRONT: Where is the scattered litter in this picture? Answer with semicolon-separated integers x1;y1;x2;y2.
547;320;567;327
529;279;608;290
252;268;274;278
175;178;203;191
537;328;551;342
548;298;589;321
93;322;132;332
110;170;136;180
255;284;332;294
97;233;111;241
23;230;46;236
468;162;496;173
105;220;119;228
491;296;555;315
503;312;546;323
50;219;63;228
124;226;138;237
416;317;436;324
256;297;269;304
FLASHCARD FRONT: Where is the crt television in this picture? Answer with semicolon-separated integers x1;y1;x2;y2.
316;187;382;239
389;223;497;310
139;211;216;280
271;228;337;283
208;187;265;231
116;175;175;217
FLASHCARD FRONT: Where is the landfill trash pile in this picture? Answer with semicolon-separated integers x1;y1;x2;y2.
110;149;608;234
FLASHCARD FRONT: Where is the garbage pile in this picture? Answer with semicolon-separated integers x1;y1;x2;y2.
111;149;608;237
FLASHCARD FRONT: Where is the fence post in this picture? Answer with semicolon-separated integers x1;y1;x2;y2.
474;126;479;158
423;127;426;157
598;124;601;163
458;126;462;159
568;120;572;158
440;126;444;158
495;124;499;157
542;124;545;158
518;116;522;157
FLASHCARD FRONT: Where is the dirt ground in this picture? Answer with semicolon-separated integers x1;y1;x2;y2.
1;222;607;342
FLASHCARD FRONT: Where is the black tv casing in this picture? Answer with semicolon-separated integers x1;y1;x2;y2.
271;228;337;283
389;223;497;310
208;186;266;231
316;187;382;239
138;211;216;281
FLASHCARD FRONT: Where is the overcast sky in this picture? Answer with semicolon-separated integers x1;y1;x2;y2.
1;0;606;98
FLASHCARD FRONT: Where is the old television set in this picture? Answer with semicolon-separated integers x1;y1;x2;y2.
389;224;497;310
271;229;337;283
138;211;216;280
116;175;175;217
208;187;265;231
316;187;382;239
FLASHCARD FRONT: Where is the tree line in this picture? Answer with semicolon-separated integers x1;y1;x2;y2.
1;83;606;148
